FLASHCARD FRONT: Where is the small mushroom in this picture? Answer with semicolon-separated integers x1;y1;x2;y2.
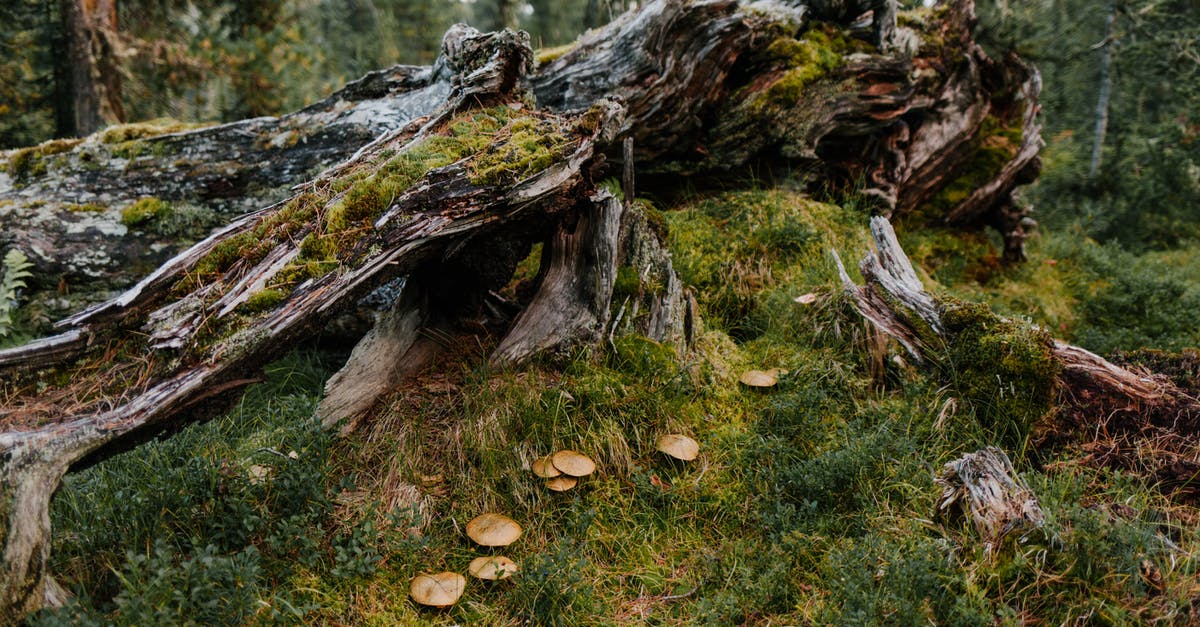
551;449;596;477
468;556;520;581
739;369;778;388
656;434;700;461
466;513;523;547
531;455;562;478
545;476;578;492
409;572;466;608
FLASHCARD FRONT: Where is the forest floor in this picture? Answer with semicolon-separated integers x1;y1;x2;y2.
23;176;1200;624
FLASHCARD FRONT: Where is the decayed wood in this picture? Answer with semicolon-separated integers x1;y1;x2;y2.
3;0;1044;318
935;447;1044;550
0;1;1050;619
0;60;453;320
491;190;623;366
0;26;623;619
838;216;1200;498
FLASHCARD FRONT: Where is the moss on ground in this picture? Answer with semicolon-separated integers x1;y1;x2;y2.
34;186;1200;624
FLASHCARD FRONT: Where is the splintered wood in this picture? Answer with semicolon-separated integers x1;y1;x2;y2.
935;447;1044;550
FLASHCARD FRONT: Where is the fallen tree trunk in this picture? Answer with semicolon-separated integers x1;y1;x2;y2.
2;0;1042;327
0;0;1041;619
837;217;1200;498
0;62;453;322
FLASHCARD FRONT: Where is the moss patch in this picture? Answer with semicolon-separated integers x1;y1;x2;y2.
120;197;171;227
5;138;80;181
938;298;1060;447
99;119;210;144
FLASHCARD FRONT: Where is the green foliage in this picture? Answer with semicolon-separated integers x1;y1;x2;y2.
110;544;263;626
0;248;33;338
979;0;1200;251
33;351;390;624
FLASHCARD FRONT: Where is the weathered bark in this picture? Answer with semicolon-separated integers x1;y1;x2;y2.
935;446;1044;551
6;0;1042;320
0;0;1045;619
1;61;454;323
837;217;1200;497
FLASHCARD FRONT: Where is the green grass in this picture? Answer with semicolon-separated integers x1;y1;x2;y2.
31;187;1200;624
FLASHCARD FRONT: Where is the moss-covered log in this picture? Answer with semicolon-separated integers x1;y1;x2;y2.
4;0;1043;330
0;0;1048;619
837;217;1200;497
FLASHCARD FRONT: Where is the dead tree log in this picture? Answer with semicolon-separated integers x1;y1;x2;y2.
935;446;1044;552
0;0;1046;619
3;0;1042;327
837;217;1200;498
0;61;453;321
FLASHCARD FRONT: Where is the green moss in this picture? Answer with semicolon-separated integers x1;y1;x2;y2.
612;266;644;303
66;203;107;213
100;119;208;144
121;197;171;227
469;117;569;186
938;298;1060;447
326;179;386;233
754;32;843;112
239;288;287;314
6;137;82;181
535;43;576;66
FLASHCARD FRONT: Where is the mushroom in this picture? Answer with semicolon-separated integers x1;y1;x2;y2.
739;369;786;388
531;455;562;478
468;556;520;581
656;434;700;461
465;513;523;547
551;449;596;477
409;572;466;608
545;476;578;492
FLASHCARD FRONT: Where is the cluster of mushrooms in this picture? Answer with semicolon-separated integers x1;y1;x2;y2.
407;366;794;610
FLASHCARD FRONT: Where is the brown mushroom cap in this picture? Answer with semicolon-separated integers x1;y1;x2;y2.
656;434;700;461
531;456;562;478
551;449;596;477
468;556;520;581
465;513;523;547
739;369;778;388
545;475;579;492
409;572;466;608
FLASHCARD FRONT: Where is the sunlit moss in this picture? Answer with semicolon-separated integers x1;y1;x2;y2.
120;197;171;227
5;138;80;181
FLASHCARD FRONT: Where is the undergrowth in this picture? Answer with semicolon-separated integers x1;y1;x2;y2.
34;188;1200;624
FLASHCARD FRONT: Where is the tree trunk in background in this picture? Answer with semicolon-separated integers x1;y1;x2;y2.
498;0;518;29
1088;0;1114;178
57;0;122;137
59;0;102;136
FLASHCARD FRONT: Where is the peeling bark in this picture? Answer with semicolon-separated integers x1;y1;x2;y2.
935;446;1044;551
0;1;1049;619
837;217;1200;500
